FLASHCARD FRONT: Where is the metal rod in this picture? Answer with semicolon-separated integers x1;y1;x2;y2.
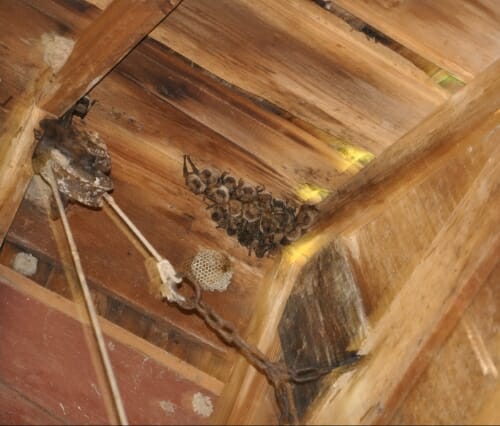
47;165;128;426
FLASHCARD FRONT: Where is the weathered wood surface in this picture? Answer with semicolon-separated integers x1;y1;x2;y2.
342;113;499;324
213;56;500;425
390;263;499;425
0;380;64;425
0;264;221;424
317;58;500;231
39;0;181;117
0;95;44;244
278;239;366;419
212;252;306;425
116;39;363;190
90;0;447;155
334;0;500;82
306;125;500;424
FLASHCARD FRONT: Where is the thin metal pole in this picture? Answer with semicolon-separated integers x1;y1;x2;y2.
47;165;128;426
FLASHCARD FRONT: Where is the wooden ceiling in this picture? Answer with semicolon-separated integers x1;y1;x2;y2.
0;0;499;424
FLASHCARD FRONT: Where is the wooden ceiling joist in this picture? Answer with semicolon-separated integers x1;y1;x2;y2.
213;58;500;425
0;0;180;245
318;58;500;232
0;264;222;424
0;1;499;424
334;0;500;82
40;0;181;117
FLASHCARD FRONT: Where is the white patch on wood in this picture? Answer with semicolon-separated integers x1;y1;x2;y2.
463;317;498;378
192;392;213;417
12;252;38;277
159;400;176;415
59;402;66;415
40;33;75;73
25;175;51;210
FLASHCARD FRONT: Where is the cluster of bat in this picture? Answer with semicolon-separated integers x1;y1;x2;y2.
183;155;319;258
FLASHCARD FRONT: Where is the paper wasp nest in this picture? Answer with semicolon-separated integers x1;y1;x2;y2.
183;155;319;258
32;117;113;209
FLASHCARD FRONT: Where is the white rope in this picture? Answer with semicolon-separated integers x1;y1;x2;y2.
102;193;183;303
103;193;162;262
47;165;128;426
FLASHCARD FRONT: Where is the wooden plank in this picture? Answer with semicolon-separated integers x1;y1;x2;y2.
115;39;362;190
334;0;500;82
342;113;498;323
318;58;500;231
39;0;181;117
215;110;500;424
306;141;500;424
0;1;56;109
390;264;499;424
0;0;88;244
472;382;500;425
6;194;234;380
212;241;322;424
0;265;223;424
0;93;44;244
7;61;306;383
278;239;366;419
94;0;449;154
0;379;64;425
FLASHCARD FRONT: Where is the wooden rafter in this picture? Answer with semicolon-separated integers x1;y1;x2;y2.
308;141;499;424
317;58;500;233
0;0;181;244
39;0;182;117
213;58;500;425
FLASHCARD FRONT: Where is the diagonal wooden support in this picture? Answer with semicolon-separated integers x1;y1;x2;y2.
0;86;45;244
212;59;500;425
39;0;182;117
0;0;182;245
316;58;500;233
307;141;500;425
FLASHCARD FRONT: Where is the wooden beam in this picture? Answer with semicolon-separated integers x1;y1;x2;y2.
317;58;500;232
0;87;45;244
390;265;499;424
39;0;181;117
334;0;500;82
212;59;500;424
87;0;448;154
0;264;223;423
306;142;500;424
212;254;308;424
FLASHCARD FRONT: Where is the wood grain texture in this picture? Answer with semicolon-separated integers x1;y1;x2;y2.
0;265;222;424
133;0;446;154
39;0;180;117
279;239;366;419
0;380;64;425
0;96;43;244
335;0;500;81
318;58;500;230
212;251;311;424
390;264;499;425
342;113;499;323
306;139;500;424
115;39;361;190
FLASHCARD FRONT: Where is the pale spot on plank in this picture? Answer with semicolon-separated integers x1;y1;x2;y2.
12;252;38;277
159;400;176;415
192;392;213;417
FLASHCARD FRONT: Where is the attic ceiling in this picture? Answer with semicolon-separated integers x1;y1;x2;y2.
0;0;499;423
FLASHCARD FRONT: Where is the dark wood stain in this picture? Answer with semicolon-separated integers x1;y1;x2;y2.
279;239;366;419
